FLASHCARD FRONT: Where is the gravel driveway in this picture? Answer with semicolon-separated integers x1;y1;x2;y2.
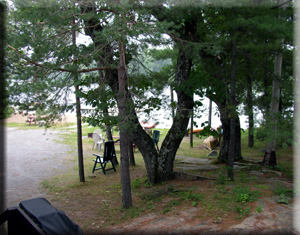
5;127;75;207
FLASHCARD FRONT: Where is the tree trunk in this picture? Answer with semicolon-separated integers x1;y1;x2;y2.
96;63;114;143
245;53;254;147
218;103;243;163
119;130;132;208
157;46;194;181
72;17;85;183
75;86;85;182
247;72;254;148
208;99;212;127
117;40;132;208
263;52;282;166
170;85;175;121
190;107;193;148
263;0;285;166
81;3;194;184
129;140;135;166
228;38;237;181
105;122;113;140
0;4;5;229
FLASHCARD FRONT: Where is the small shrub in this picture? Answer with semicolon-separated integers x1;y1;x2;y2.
239;171;249;183
274;183;293;197
233;185;260;203
216;173;227;185
131;178;142;189
255;127;267;141
255;206;263;213
236;205;251;215
277;193;290;204
162;208;170;214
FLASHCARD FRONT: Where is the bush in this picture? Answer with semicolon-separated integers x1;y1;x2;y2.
255;126;267;141
4;106;14;118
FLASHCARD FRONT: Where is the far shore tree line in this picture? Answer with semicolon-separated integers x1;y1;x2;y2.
5;0;293;208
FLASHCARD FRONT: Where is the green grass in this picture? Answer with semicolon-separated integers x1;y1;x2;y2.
6;122;42;129
33;125;293;233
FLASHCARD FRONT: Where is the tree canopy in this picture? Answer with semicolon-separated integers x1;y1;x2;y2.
5;0;294;205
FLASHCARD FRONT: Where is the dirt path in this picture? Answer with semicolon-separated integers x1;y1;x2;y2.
5;127;75;207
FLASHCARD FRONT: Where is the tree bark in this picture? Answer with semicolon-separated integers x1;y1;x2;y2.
263;51;282;166
190;106;193;148
217;102;243;163
228;38;237;181
246;62;254;148
0;4;5;228
81;2;194;184
129;141;135;166
208;99;212;127
170;85;175;121
75;85;85;182
157;46;194;181
117;40;132;208
263;0;285;166
72;17;85;183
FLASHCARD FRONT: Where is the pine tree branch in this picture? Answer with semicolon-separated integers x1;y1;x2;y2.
271;0;292;9
7;44;114;73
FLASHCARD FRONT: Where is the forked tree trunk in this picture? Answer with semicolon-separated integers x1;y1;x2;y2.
81;3;194;184
156;46;194;182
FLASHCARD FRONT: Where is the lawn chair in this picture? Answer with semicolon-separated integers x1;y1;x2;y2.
92;141;117;174
92;133;105;151
152;130;160;151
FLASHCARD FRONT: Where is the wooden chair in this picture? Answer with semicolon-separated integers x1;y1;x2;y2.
92;141;117;174
152;130;160;151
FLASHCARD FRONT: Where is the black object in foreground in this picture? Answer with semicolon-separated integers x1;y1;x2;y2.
0;198;83;235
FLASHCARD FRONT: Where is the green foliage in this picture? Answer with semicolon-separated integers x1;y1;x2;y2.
131;178;143;189
159;187;205;214
277;194;290;204
255;120;293;148
236;206;251;216
216;173;227;185
174;189;205;202
195;124;221;139
233;185;260;203
255;126;267;141
4;105;14;118
273;162;293;179
215;166;232;185
120;206;144;219
274;183;293;198
239;171;249;183
255;206;263;213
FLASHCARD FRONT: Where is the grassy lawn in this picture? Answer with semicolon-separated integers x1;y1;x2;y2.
6;122;293;233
